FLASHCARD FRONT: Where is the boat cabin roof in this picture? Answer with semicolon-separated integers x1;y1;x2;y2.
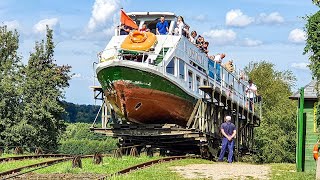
127;12;177;21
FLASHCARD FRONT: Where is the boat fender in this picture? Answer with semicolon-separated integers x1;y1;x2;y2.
314;143;319;160
130;31;147;43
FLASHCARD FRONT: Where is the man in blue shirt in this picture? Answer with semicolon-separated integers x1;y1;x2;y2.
218;115;236;163
156;16;169;35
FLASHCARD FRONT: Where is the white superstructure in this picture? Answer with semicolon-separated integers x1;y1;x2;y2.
97;12;254;111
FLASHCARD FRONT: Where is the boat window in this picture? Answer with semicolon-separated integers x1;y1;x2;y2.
188;71;193;90
144;20;157;34
203;79;208;86
196;76;201;94
135;20;141;27
144;19;172;34
166;58;175;75
179;59;185;80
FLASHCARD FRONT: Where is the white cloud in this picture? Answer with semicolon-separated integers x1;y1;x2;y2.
291;62;309;70
226;9;254;27
242;38;263;47
72;73;82;79
288;29;306;43
193;14;207;22
3;20;19;31
87;0;120;31
258;12;284;24
33;18;59;33
203;29;236;45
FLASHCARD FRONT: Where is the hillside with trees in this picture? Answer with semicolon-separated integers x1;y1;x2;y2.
62;101;101;123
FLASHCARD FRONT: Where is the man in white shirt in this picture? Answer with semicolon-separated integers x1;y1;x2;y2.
213;53;226;63
245;79;257;111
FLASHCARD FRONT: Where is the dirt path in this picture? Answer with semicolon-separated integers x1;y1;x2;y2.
171;163;270;179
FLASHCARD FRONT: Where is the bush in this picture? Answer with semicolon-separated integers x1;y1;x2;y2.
58;138;117;155
58;123;117;154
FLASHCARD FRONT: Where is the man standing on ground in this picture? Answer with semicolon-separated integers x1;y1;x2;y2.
156;16;169;35
218;115;236;163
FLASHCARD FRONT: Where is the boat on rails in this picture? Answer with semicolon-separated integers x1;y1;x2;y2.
96;10;256;126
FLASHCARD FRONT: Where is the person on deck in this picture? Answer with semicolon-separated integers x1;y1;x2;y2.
119;24;131;35
245;79;258;111
218;116;236;163
189;31;197;44
213;53;226;64
182;24;190;38
223;60;234;73
139;24;150;32
156;16;169;35
200;41;209;54
175;16;185;36
210;53;226;82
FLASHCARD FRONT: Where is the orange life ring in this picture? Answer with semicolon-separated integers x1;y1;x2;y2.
121;32;157;51
313;143;319;160
129;31;147;43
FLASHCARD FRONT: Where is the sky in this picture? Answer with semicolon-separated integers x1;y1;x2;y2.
0;0;317;105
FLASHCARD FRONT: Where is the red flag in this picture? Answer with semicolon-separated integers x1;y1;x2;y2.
120;9;138;29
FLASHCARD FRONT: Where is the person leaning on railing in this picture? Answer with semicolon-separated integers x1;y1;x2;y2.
223;60;234;73
245;79;258;111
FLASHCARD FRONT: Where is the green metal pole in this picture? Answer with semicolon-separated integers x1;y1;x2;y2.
297;87;304;172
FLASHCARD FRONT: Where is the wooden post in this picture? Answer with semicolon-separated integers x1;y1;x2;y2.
235;104;240;160
101;102;106;129
316;159;320;179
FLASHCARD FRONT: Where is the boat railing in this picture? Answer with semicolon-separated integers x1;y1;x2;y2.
213;61;262;119
98;46;163;65
172;35;260;118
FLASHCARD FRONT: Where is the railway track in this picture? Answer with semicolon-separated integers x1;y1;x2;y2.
0;154;103;179
0;154;74;163
0;157;73;179
98;155;194;180
1;153;197;179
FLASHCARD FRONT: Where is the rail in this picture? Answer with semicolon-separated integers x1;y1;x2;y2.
0;154;73;163
0;154;112;179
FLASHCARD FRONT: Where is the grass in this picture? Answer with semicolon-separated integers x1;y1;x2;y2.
270;163;315;180
12;156;316;180
0;158;55;172
106;160;317;180
110;158;211;180
33;155;160;174
0;153;33;158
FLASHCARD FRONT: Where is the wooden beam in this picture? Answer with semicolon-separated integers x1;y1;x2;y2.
187;99;202;128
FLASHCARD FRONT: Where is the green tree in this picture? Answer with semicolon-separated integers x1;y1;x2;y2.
305;2;320;131
17;26;71;151
304;10;320;82
312;0;320;7
0;26;23;147
245;61;297;163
